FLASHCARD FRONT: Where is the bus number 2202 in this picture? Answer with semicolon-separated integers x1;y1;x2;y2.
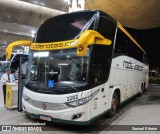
67;95;78;101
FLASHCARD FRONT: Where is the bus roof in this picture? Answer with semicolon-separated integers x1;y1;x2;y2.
42;10;146;54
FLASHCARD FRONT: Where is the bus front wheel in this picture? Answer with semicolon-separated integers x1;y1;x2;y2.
108;92;118;118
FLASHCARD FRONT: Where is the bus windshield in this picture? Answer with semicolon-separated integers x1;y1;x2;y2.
35;11;96;42
1;54;14;61
27;48;90;91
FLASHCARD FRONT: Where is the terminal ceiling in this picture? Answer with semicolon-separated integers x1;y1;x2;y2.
0;0;159;57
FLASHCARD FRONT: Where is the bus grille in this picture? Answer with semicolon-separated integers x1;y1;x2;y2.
27;99;67;110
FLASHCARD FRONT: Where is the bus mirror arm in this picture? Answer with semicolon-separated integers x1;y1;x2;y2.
77;30;112;57
6;40;32;60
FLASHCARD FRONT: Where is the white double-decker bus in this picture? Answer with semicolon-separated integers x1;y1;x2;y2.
6;10;149;125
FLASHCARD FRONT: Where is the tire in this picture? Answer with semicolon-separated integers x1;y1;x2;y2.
108;92;118;118
139;83;144;97
144;82;146;91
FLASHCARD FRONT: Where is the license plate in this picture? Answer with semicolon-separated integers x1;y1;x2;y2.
40;115;51;121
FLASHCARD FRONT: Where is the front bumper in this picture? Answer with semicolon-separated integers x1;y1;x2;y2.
22;98;91;125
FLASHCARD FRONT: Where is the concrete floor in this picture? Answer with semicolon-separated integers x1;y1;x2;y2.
100;105;160;134
0;84;160;134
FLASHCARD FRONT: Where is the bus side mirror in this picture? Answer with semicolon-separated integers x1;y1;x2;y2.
6;40;32;60
77;30;112;56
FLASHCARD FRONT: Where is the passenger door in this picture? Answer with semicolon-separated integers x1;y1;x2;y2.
90;54;109;118
90;15;116;118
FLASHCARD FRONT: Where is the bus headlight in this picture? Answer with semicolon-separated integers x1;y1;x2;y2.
58;104;69;110
23;94;30;101
65;96;92;107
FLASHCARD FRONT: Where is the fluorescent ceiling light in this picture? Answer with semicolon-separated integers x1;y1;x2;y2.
58;63;69;66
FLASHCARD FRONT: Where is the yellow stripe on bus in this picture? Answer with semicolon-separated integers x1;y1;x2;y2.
117;22;146;53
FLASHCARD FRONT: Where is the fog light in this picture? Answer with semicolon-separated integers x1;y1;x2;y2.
72;113;83;120
23;105;26;111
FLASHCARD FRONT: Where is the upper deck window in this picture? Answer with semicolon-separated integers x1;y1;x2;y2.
35;11;96;43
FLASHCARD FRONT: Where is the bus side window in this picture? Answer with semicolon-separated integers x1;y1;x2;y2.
97;16;116;41
114;28;128;56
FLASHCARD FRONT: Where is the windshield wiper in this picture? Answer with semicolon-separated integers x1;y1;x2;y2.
58;85;78;92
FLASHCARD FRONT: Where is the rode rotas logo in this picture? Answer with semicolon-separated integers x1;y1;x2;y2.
78;45;83;52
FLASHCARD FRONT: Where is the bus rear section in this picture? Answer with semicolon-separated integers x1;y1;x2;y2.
111;24;149;103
